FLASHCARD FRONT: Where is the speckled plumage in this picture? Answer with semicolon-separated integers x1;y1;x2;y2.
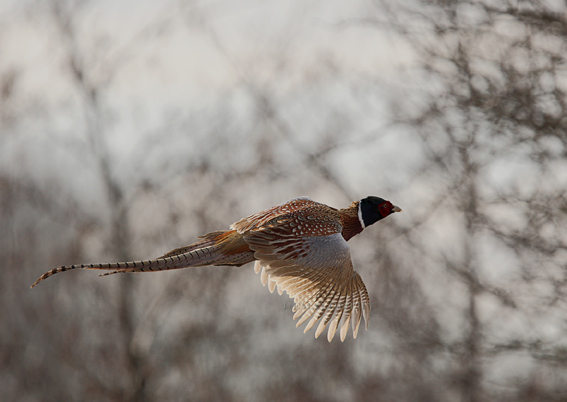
31;196;401;342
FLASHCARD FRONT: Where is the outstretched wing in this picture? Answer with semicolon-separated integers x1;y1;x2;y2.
245;223;371;342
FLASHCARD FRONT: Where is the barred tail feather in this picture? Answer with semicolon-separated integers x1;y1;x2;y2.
30;230;255;288
158;231;227;258
99;244;225;276
30;244;226;288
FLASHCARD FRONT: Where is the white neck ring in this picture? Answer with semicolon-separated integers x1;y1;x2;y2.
357;202;366;229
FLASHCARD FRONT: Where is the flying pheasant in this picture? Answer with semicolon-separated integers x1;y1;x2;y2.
31;196;401;342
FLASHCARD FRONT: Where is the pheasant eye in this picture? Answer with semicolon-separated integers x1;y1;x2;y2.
379;204;391;218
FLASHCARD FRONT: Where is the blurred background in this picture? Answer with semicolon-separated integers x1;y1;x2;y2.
2;0;567;401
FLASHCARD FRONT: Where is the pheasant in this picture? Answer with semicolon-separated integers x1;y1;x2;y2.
31;196;401;342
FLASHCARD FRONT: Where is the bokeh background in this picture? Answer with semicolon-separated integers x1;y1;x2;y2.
3;0;567;401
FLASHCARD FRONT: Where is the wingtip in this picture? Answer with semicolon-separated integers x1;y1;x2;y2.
339;320;349;342
327;319;339;342
268;279;276;293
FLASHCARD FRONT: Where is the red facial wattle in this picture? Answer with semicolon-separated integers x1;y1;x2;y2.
379;202;393;218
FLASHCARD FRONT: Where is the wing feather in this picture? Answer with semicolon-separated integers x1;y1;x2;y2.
231;197;318;233
245;225;371;342
314;277;344;338
327;289;347;342
268;278;277;293
340;280;354;342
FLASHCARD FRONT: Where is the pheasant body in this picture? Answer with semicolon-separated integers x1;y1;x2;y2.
31;196;401;342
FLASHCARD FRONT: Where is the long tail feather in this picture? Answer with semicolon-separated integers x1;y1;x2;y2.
30;230;255;288
30;244;225;288
158;231;226;258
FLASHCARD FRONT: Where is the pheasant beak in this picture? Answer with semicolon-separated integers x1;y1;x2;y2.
392;205;402;213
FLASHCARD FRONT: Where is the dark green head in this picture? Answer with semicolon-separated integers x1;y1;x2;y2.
358;196;401;228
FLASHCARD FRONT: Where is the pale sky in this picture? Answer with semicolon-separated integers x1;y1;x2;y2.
1;0;421;207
